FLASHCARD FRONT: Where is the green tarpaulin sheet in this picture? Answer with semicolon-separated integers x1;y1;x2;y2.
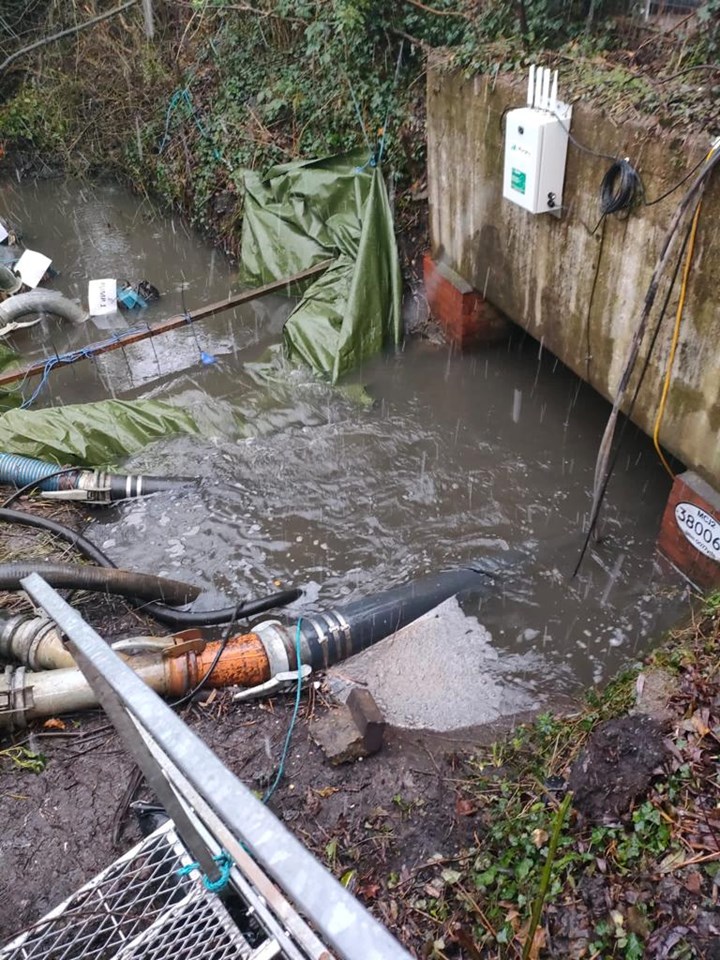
0;344;15;373
240;151;402;383
0;398;198;465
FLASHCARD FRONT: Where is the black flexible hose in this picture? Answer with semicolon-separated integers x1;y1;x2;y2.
106;475;197;499
297;560;512;671
0;507;114;566
0;562;200;605
0;507;302;627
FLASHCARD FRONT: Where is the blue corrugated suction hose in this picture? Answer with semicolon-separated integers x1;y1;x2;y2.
0;453;196;502
0;453;73;492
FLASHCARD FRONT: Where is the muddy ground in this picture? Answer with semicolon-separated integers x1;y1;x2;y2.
0;695;490;943
0;498;501;947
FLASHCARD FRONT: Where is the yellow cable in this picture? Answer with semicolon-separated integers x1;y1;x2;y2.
652;153;712;477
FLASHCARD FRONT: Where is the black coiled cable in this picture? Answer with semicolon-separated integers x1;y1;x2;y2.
599;158;642;216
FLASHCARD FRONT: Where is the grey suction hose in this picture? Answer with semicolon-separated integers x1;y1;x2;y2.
0;508;301;627
0;563;200;605
0;289;88;325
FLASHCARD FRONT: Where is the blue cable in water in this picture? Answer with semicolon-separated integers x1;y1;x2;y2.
263;618;304;804
18;327;148;408
17;303;223;408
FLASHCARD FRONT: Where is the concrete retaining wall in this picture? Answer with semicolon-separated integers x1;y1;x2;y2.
426;62;720;485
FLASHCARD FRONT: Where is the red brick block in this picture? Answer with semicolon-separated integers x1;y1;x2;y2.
657;471;720;589
423;252;508;346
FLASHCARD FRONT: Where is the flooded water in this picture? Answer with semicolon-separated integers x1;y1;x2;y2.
1;179;689;731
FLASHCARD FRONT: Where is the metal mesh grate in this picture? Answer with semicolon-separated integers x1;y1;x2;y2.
0;824;253;960
116;895;253;960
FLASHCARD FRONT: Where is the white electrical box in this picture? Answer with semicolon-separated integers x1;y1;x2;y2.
503;65;572;215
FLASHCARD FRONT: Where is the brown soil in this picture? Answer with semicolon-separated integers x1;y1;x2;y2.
0;691;480;945
568;714;668;824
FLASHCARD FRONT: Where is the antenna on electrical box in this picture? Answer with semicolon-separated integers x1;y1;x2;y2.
526;64;571;121
503;64;573;215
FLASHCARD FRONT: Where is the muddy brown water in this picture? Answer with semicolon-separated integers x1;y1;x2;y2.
1;178;689;731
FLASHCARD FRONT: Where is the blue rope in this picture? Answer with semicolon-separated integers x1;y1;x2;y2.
345;75;371;153
158;89;190;154
18;330;144;409
158;87;224;164
374;39;406;170
178;849;233;893
263;617;304;803
16;303;223;408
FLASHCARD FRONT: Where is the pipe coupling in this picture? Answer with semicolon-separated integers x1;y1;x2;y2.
0;665;33;729
0;614;64;670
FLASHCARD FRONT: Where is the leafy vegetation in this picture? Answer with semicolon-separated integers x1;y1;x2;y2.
309;601;720;958
0;745;46;773
1;0;717;259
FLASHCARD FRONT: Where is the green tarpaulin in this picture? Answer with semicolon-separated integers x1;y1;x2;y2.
0;151;398;464
240;151;402;383
0;344;15;373
0;399;198;465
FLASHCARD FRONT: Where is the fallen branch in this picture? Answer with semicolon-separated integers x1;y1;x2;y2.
390;28;433;51
0;0;139;75
632;9;696;56
658;64;720;84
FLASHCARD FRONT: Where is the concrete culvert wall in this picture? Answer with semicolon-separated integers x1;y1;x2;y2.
426;63;720;485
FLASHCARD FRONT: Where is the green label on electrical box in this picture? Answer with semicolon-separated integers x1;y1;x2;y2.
511;168;526;194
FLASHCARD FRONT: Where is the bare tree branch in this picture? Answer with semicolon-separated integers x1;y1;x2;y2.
404;0;470;18
1;0;139;75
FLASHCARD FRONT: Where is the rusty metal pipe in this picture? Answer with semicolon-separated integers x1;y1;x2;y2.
0;634;271;728
163;632;271;693
0;612;272;684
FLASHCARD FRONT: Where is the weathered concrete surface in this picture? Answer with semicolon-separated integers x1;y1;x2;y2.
427;64;720;485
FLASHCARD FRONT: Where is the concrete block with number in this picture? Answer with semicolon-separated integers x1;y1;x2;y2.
657;471;720;589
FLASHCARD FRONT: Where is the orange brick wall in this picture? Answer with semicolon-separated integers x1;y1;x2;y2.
423;253;508;346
